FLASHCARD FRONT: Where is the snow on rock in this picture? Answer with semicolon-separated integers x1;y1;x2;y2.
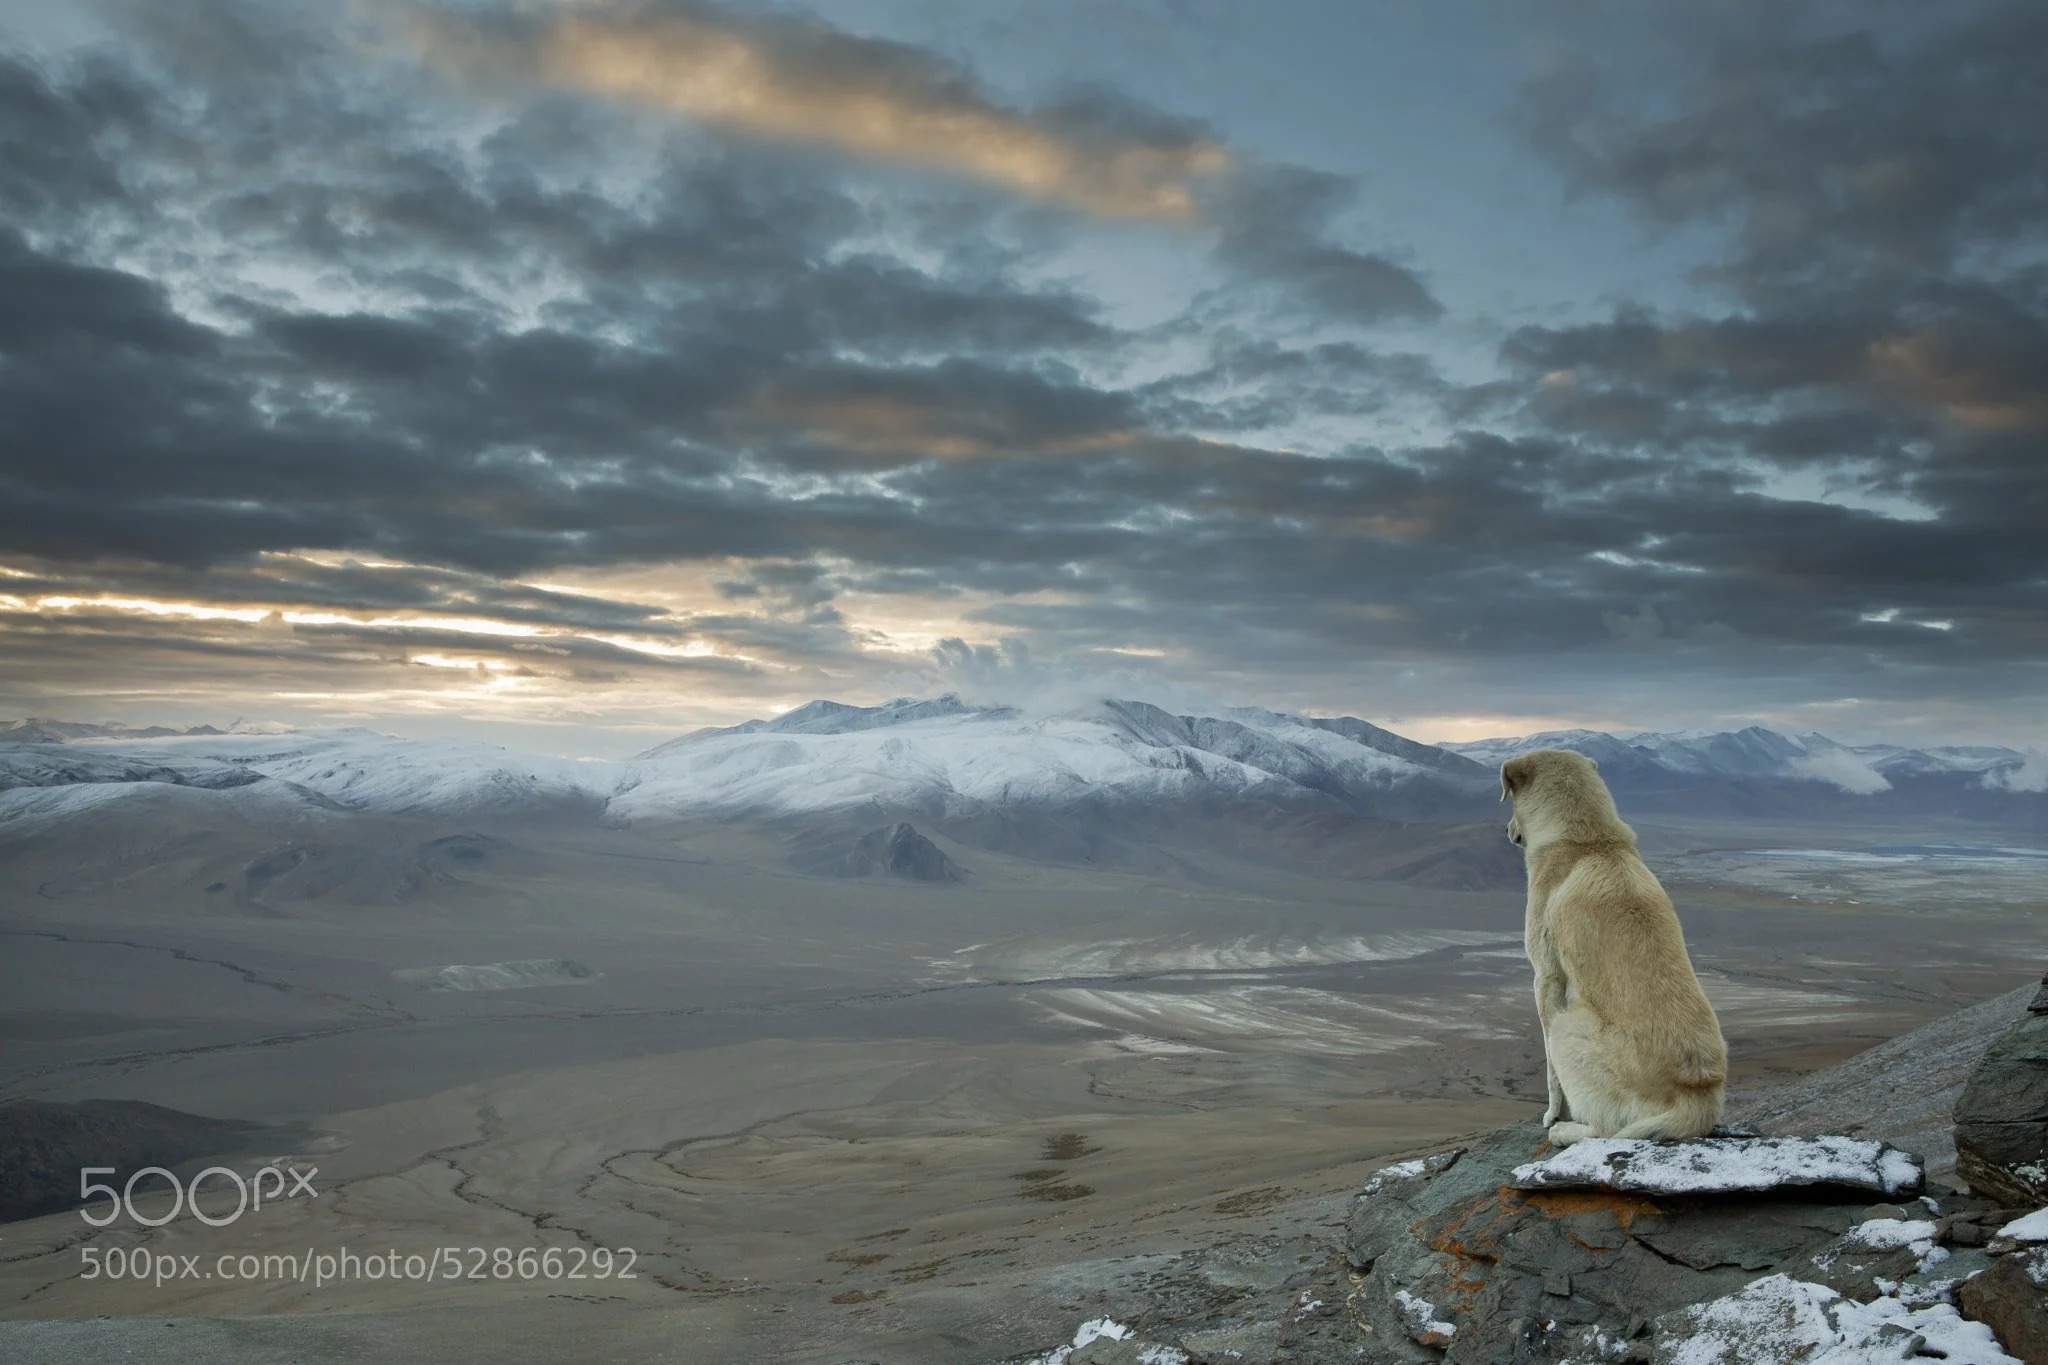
1021;1317;1190;1365
1656;1274;1837;1364
1072;1318;1131;1348
1844;1218;1940;1255
1997;1206;2048;1241
1362;1158;1427;1191
1359;1147;1462;1198
1512;1135;1922;1197
1824;1217;1953;1278
1395;1287;1456;1345
1652;1273;2019;1365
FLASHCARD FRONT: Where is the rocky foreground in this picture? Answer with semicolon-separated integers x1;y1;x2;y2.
1006;973;2048;1365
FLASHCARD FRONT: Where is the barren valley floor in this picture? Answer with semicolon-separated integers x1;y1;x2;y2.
0;813;2041;1362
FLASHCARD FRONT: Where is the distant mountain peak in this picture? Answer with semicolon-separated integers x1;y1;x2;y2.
635;693;1002;757
0;718;230;744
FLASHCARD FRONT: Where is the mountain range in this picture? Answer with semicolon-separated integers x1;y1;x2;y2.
0;699;2038;830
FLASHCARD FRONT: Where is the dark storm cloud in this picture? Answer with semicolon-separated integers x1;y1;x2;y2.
1491;1;2048;688
0;51;154;225
1526;6;2048;292
0;0;2041;736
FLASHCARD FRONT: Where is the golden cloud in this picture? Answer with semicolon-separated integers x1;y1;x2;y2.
409;4;1227;219
740;386;1139;459
1867;331;2048;431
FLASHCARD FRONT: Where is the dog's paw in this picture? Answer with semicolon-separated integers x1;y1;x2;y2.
1546;1121;1591;1146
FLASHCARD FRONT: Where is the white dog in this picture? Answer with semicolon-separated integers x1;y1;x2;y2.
1502;749;1726;1144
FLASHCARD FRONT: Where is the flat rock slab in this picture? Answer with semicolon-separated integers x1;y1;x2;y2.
1511;1135;1923;1197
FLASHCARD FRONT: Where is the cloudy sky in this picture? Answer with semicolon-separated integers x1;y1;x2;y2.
1;0;2042;755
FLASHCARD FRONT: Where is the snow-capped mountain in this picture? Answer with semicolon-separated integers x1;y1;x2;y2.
1444;726;2031;795
618;697;1491;821
0;697;1492;824
1622;727;1813;777
1443;729;1676;785
0;728;608;819
642;695;998;751
0;701;2035;836
0;717;228;744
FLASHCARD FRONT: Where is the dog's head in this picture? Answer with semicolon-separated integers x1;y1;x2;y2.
1500;749;1609;848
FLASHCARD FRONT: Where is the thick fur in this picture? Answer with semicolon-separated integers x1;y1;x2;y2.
1502;749;1726;1145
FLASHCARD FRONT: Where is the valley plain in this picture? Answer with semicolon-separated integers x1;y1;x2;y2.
0;707;2042;1362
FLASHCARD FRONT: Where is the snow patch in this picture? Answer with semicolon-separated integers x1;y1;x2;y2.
1395;1287;1456;1342
1359;1149;1462;1198
1659;1274;2018;1365
1512;1135;1921;1197
1022;1318;1189;1365
1999;1205;2048;1241
394;958;598;992
1363;1158;1427;1192
1843;1218;1939;1251
1839;1218;1951;1273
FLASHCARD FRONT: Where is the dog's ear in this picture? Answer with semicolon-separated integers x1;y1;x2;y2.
1500;756;1526;802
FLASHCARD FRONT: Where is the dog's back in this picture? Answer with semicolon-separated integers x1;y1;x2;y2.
1543;844;1726;1094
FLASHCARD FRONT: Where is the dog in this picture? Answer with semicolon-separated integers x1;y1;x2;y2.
1502;748;1726;1144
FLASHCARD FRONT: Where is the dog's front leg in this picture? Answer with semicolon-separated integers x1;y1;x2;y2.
1542;1043;1569;1126
1529;933;1571;1126
1536;988;1570;1125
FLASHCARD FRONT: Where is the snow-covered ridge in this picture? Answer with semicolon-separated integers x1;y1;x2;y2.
1446;724;2032;794
2;699;2035;824
0;697;1490;822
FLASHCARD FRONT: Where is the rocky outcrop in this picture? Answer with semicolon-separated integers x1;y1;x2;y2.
1509;1133;1923;1198
841;823;966;881
1290;1122;2033;1363
1956;970;2048;1206
1012;983;2048;1365
1949;1236;2048;1365
1729;981;2034;1184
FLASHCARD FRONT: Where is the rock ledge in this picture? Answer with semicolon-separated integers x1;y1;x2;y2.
1510;1134;1923;1198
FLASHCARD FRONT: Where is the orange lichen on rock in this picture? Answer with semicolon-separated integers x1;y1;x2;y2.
1520;1188;1661;1226
1415;1187;1525;1319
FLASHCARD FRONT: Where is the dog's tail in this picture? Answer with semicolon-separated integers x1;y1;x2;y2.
1610;1085;1722;1141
